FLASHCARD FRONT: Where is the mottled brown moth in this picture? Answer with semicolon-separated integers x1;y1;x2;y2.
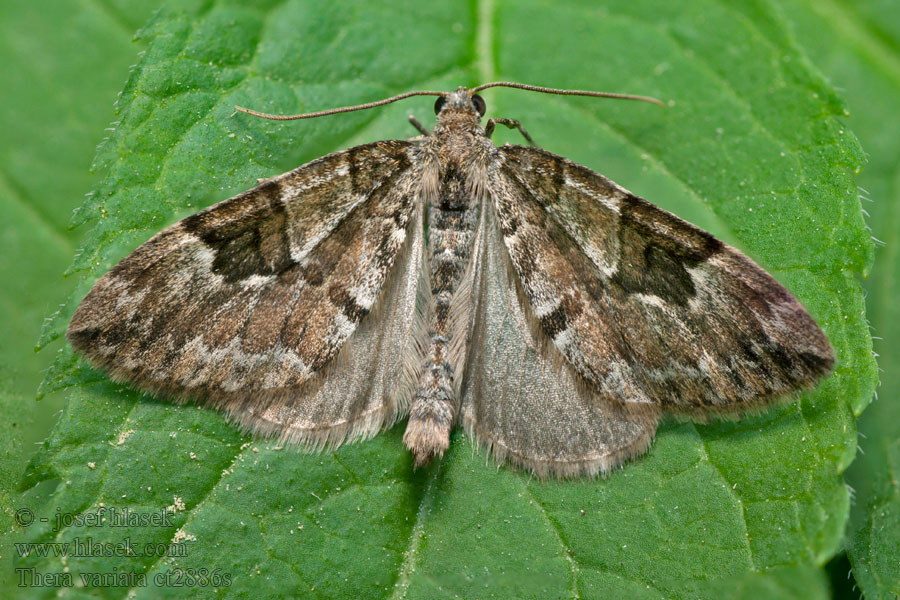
68;82;835;478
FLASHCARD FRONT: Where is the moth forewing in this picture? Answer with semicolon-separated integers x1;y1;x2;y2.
68;83;834;478
492;145;834;416
68;140;425;441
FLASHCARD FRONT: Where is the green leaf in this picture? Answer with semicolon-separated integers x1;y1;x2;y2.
0;0;162;393
0;374;33;595
20;1;875;598
0;1;160;596
778;0;900;597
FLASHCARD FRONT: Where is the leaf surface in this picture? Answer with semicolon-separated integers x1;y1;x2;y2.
0;0;160;596
779;0;900;596
19;2;875;598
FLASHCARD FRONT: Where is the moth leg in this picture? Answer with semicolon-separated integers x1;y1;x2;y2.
408;115;430;136
485;118;535;146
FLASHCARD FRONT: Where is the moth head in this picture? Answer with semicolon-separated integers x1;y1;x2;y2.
434;87;487;120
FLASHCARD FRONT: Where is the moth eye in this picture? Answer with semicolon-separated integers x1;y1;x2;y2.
433;96;447;114
471;94;486;116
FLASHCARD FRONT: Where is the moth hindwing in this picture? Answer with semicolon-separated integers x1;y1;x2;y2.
68;83;834;478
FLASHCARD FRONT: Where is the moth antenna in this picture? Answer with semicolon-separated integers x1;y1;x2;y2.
469;82;665;107
235;90;447;121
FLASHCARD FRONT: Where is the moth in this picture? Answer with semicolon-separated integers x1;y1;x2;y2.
67;82;835;478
